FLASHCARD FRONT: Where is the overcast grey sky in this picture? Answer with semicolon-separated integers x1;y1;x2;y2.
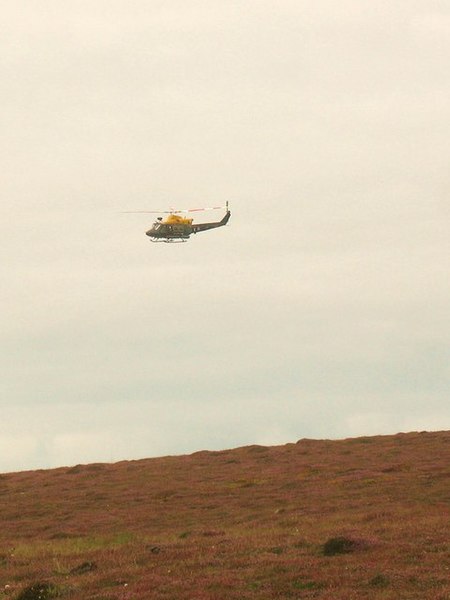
2;1;449;473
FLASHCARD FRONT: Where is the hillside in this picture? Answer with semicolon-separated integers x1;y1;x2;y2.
1;431;449;600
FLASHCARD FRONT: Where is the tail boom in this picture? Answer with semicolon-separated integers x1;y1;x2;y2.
192;210;231;234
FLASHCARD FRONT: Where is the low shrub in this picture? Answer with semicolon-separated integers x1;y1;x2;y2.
369;573;390;587
69;561;97;575
15;582;61;600
322;536;358;556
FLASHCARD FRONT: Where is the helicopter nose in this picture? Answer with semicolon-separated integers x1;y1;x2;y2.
146;229;152;237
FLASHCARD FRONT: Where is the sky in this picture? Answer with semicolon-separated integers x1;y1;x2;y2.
1;1;449;473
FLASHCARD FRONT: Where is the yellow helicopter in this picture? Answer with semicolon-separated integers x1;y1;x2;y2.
126;202;231;243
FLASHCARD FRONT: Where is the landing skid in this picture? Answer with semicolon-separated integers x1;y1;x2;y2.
150;238;189;243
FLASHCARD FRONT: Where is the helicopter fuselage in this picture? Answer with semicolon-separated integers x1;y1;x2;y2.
146;210;230;242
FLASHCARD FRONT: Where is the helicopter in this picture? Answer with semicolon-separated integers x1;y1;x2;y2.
126;202;231;242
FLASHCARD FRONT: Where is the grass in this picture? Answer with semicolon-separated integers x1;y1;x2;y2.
14;533;135;560
0;431;449;599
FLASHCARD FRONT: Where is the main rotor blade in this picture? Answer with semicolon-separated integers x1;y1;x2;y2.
122;205;226;214
173;206;226;213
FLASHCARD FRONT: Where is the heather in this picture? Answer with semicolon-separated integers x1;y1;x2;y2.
1;431;449;599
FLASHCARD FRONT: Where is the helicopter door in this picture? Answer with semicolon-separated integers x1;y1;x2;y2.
172;225;184;237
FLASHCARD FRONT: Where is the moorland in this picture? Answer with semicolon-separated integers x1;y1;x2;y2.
0;430;449;599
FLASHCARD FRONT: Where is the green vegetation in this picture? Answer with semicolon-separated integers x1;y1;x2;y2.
0;431;449;599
